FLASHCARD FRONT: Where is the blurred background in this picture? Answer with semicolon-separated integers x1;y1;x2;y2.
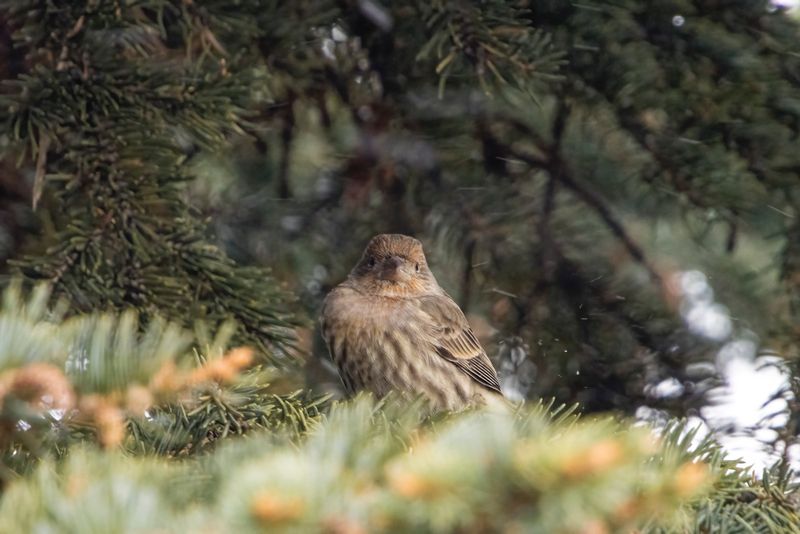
3;0;800;470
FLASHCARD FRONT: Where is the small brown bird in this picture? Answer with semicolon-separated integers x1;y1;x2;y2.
320;234;504;411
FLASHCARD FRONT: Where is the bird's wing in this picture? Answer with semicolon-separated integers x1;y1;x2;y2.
418;294;502;394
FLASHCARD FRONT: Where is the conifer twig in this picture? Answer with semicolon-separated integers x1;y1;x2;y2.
499;140;663;287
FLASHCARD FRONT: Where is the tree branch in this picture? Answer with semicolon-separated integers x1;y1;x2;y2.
503;141;664;287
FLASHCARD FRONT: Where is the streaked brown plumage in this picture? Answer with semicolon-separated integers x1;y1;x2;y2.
320;234;504;411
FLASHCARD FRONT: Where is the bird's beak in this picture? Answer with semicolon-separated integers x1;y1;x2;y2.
379;256;404;282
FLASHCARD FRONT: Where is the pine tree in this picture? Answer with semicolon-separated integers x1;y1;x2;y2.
1;1;800;532
0;0;301;366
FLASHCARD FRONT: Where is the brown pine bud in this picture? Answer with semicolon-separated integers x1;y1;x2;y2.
4;363;75;413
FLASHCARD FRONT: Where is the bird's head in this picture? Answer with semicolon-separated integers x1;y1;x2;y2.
349;234;439;297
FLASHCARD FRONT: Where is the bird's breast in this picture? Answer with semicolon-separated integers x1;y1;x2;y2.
323;291;429;375
325;291;415;330
321;288;486;410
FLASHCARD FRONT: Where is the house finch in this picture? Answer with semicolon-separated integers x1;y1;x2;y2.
320;234;504;411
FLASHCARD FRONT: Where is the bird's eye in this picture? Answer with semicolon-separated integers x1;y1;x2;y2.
415;263;420;272
368;257;376;268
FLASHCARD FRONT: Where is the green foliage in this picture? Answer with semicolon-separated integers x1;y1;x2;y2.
654;423;800;532
404;0;564;96
1;1;800;532
0;282;70;370
0;283;322;479
1;396;798;533
0;449;193;534
0;283;796;532
128;384;323;457
0;0;298;366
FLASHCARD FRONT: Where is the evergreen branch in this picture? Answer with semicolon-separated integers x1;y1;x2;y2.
0;283;323;478
0;1;300;366
0;288;795;532
547;153;663;286
0;397;718;533
489;122;664;287
409;0;565;96
4;396;797;533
